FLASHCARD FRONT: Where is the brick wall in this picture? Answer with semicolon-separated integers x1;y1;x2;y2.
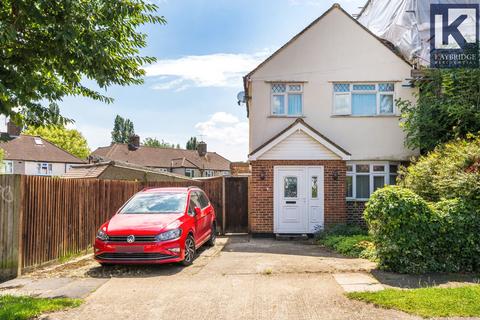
249;160;346;233
346;200;367;226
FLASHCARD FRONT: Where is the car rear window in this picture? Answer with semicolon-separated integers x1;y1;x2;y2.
119;192;187;214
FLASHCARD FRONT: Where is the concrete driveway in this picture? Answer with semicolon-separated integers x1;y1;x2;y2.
40;236;419;320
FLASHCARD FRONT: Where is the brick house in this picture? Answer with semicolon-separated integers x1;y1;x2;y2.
244;4;417;235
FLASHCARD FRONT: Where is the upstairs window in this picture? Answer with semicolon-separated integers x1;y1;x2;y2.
2;160;13;174
271;83;303;116
333;83;395;116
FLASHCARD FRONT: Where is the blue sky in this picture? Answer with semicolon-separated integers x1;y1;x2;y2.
60;0;366;161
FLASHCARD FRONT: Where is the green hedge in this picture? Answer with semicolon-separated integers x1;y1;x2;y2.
364;186;480;273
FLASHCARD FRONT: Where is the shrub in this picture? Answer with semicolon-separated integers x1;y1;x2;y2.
365;186;480;273
364;186;438;273
316;223;367;240
399;135;480;203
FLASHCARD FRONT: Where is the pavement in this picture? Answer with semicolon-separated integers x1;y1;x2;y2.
1;235;469;320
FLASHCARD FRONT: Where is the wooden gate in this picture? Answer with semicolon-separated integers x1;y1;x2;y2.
224;177;248;233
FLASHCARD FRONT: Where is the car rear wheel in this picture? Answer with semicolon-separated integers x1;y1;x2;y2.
206;223;216;246
182;235;196;266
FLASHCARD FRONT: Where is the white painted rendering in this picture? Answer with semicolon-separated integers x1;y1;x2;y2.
250;120;350;161
274;166;324;233
247;6;418;161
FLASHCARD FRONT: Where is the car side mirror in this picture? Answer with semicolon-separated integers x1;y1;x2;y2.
194;207;202;216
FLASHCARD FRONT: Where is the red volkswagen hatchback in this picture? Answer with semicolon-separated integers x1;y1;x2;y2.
94;187;216;266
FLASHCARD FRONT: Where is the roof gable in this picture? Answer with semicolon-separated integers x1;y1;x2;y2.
249;118;350;161
245;4;410;80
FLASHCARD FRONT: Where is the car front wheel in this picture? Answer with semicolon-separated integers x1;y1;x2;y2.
182;235;196;266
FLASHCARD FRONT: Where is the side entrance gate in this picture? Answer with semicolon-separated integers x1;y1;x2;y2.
223;176;249;234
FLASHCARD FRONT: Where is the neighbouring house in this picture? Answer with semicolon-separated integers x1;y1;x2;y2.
91;136;231;178
63;160;192;182
244;4;417;235
0;135;85;176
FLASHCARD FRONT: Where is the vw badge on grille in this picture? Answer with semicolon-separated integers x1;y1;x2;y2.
126;235;135;243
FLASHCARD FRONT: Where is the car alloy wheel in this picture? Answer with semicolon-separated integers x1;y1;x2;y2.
182;236;195;265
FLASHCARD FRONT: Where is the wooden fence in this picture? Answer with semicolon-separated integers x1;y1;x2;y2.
0;175;223;280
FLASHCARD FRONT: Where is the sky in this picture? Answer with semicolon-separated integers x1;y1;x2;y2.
60;0;367;161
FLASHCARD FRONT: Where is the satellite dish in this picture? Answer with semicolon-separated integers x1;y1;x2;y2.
237;91;246;105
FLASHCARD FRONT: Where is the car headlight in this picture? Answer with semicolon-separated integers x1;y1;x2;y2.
156;228;182;241
96;229;108;241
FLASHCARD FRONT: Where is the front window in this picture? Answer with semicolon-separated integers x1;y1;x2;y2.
2;161;13;174
333;83;395;116
204;170;214;177
271;83;303;116
37;163;53;175
185;168;195;178
120;192;187;214
346;162;399;200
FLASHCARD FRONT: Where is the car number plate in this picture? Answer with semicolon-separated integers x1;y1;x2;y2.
115;246;144;253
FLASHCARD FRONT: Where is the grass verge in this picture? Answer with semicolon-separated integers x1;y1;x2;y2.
347;286;480;318
0;295;82;320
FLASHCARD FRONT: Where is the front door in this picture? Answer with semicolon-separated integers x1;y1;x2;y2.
274;166;324;234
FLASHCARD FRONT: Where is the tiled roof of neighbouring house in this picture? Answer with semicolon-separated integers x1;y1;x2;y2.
91;144;231;171
0;135;85;163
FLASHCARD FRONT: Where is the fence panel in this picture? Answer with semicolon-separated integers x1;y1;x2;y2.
0;175;22;281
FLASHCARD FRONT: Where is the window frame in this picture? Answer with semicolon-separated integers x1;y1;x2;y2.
37;162;53;176
2;160;13;174
271;83;304;117
204;170;214;177
333;83;396;116
185;168;195;178
346;162;399;201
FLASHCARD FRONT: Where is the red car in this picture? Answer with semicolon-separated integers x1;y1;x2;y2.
94;187;216;266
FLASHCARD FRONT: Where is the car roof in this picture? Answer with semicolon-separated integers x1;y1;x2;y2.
140;187;201;194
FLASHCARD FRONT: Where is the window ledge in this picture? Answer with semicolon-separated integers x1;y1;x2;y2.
331;114;399;118
268;115;306;119
346;198;369;202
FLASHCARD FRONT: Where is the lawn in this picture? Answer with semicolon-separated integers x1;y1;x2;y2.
0;295;82;320
348;286;480;318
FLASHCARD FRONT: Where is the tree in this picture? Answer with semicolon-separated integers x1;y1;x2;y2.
397;68;480;153
23;126;90;159
186;137;198;150
111;115;135;144
143;137;177;148
0;1;166;126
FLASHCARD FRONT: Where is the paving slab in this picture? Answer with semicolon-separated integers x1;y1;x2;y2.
333;272;384;292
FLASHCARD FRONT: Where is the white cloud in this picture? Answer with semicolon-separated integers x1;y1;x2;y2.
145;51;270;91
195;112;248;161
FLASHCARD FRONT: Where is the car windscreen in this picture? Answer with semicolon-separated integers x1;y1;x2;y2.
119;193;187;214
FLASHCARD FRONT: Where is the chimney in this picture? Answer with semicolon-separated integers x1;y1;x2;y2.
197;141;207;157
7;121;21;137
128;135;140;151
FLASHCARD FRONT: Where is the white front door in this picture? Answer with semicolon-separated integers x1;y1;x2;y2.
274;166;324;234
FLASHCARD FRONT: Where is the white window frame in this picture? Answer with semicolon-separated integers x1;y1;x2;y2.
346;162;399;201
333;83;396;116
204;170;214;177
271;83;304;116
185;168;195;178
2;160;13;174
37;162;53;176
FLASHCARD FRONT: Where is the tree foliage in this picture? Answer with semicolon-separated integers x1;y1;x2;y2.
143;137;179;149
397;69;480;153
111;115;135;144
0;0;166;126
186;137;198;150
23;125;90;159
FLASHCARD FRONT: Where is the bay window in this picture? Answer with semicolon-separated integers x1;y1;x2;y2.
346;162;399;200
333;83;395;116
271;83;303;116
